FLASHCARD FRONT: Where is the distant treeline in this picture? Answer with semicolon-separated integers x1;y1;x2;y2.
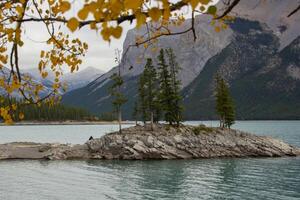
20;103;93;121
0;97;93;121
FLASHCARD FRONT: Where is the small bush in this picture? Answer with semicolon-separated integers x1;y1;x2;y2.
192;124;213;135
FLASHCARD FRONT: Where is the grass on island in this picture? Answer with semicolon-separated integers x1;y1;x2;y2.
192;124;214;135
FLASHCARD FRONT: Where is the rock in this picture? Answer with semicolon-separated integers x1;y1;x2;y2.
83;125;300;160
0;125;299;160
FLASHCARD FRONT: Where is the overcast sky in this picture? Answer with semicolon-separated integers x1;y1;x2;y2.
20;20;134;73
19;1;218;73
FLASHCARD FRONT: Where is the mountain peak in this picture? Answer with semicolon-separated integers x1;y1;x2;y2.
81;66;105;74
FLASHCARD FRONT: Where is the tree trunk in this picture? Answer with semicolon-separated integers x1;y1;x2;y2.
150;111;154;131
118;109;122;134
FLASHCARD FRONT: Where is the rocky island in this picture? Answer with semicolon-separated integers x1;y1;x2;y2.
0;124;299;160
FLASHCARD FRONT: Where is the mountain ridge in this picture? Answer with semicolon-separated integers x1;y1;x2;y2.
62;0;300;120
23;66;105;92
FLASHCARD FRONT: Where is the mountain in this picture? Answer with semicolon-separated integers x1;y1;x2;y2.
62;0;300;120
182;20;300;120
0;66;53;99
62;67;105;91
23;66;104;92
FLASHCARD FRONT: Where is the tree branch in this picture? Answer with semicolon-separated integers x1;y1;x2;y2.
287;4;300;17
17;1;188;28
214;0;240;20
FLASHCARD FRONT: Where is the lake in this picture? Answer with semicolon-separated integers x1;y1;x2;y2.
0;121;299;200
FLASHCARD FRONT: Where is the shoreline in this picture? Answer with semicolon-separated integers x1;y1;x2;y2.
0;124;299;160
0;121;135;126
1;120;300;126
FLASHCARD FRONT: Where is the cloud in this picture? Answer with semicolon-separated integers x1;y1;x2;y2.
19;18;134;73
17;0;219;73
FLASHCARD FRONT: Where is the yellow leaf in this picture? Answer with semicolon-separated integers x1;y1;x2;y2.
124;0;142;10
90;22;97;29
42;71;48;78
19;113;24;120
111;0;123;14
148;8;161;22
40;50;45;58
60;1;71;13
12;104;17;110
135;12;146;28
189;0;199;9
4;2;12;9
163;7;171;20
215;26;221;32
199;0;210;5
111;26;123;39
67;17;79;32
78;7;89;20
101;27;111;41
15;6;24;15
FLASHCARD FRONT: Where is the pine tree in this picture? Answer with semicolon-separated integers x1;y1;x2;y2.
215;74;235;129
144;58;159;130
215;74;225;127
138;71;148;123
109;49;127;133
224;96;235;128
132;101;139;125
166;48;183;126
157;49;174;125
137;58;160;129
109;72;127;133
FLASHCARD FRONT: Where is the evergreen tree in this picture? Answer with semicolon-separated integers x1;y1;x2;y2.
109;49;127;133
137;58;160;129
224;96;235;128
138;71;148;123
132;101;139;125
157;49;174;125
215;74;235;129
0;96;92;122
215;74;225;127
166;48;183;126
109;72;127;133
144;58;159;130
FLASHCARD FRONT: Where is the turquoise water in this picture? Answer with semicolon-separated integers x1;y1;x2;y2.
0;124;133;144
0;121;299;200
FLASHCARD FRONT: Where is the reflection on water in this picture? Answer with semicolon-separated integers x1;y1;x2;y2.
0;158;299;200
0;121;300;199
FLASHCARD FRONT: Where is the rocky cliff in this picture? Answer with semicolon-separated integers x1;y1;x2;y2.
62;0;300;119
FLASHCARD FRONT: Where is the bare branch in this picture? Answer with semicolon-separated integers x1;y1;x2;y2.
287;4;300;17
214;0;240;20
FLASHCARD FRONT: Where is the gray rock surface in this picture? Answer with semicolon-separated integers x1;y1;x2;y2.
0;125;299;160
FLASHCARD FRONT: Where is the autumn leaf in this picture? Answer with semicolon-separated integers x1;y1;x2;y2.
215;26;221;32
135;12;146;28
19;112;24;120
78;7;89;20
149;8;162;22
124;0;142;10
67;17;79;32
60;1;71;13
112;26;123;39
